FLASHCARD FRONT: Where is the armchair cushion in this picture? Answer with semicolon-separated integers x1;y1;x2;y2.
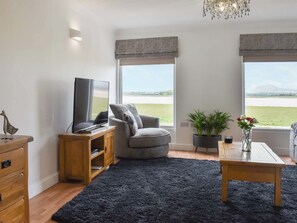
129;128;171;148
110;104;128;119
122;110;138;136
126;104;143;128
110;104;143;128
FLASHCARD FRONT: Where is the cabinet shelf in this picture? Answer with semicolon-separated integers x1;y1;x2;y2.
91;167;105;179
91;150;104;160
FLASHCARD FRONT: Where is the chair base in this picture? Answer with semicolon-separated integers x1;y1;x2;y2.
115;144;169;159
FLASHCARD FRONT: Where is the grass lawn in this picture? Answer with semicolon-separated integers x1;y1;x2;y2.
246;106;297;127
135;104;297;127
92;97;108;119
107;103;296;127
135;104;173;126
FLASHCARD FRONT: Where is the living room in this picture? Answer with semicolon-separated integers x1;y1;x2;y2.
1;0;297;222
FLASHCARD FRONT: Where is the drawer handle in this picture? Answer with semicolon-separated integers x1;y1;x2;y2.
1;160;11;169
105;147;107;152
0;193;2;202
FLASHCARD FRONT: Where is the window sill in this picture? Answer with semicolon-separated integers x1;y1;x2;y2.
253;126;291;132
161;126;176;130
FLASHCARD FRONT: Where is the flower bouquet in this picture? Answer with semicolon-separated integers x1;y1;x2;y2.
237;115;258;152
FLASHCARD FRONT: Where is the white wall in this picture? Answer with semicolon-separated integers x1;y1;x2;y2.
0;0;116;198
116;21;297;155
1;1;296;198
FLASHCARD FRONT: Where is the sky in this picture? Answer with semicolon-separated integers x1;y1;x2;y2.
121;64;174;92
122;62;297;94
244;62;297;93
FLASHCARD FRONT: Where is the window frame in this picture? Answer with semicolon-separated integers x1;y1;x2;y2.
116;58;176;128
242;55;297;130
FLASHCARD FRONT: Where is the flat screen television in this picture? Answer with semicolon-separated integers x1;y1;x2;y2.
72;77;109;133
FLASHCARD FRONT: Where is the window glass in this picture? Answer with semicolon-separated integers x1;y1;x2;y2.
120;64;174;126
244;62;297;127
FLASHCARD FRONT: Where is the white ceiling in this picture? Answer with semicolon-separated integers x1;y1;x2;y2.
78;0;297;29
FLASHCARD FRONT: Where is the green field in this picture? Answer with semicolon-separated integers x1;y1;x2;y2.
135;104;173;126
246;106;297;127
93;98;297;127
92;97;108;119
134;104;297;127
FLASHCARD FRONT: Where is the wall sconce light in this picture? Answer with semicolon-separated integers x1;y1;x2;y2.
70;28;82;42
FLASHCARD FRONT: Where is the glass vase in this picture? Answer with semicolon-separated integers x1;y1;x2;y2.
242;129;252;152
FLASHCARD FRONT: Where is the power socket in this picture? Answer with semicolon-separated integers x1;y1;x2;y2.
180;122;189;127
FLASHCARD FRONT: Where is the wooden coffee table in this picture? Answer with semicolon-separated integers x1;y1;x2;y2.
218;141;285;206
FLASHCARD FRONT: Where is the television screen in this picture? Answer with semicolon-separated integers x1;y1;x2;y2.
72;78;109;133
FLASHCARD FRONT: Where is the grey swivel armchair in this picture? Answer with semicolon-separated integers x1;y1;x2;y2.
109;114;171;159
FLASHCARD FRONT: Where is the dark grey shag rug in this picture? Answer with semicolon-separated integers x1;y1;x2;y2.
52;158;297;223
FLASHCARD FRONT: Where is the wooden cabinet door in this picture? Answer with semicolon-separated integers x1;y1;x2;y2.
104;131;114;166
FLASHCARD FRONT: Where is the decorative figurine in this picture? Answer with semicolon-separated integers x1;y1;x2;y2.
0;110;18;137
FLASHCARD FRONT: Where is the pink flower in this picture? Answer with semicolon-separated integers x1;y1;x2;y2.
237;114;258;130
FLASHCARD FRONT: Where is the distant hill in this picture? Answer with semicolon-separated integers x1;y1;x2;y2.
124;90;173;96
247;84;297;96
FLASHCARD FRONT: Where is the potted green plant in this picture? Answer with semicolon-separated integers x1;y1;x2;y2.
188;109;233;152
188;110;206;136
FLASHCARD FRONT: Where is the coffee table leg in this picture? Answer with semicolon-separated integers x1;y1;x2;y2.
221;164;228;202
274;168;282;206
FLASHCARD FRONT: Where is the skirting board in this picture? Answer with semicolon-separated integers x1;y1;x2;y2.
169;143;218;153
29;172;59;199
169;143;289;156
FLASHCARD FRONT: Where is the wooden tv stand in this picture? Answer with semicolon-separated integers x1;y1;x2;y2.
58;126;115;185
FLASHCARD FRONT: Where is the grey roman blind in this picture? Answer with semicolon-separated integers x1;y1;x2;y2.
119;57;175;65
115;36;178;59
239;33;297;56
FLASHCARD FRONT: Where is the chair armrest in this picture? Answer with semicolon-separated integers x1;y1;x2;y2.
108;116;132;158
109;117;131;138
140;115;160;128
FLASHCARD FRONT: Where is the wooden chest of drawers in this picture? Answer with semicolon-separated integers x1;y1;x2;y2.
0;135;33;223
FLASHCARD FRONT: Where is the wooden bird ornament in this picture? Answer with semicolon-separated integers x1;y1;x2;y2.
0;110;18;135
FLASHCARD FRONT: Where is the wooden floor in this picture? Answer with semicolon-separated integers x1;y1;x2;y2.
29;150;295;223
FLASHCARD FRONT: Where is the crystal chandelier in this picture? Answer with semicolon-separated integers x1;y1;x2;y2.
203;0;250;20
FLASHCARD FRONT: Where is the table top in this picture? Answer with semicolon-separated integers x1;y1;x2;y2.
219;141;285;167
0;135;33;152
59;126;115;140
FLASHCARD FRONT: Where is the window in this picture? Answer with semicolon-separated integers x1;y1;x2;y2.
243;60;297;128
119;61;175;127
